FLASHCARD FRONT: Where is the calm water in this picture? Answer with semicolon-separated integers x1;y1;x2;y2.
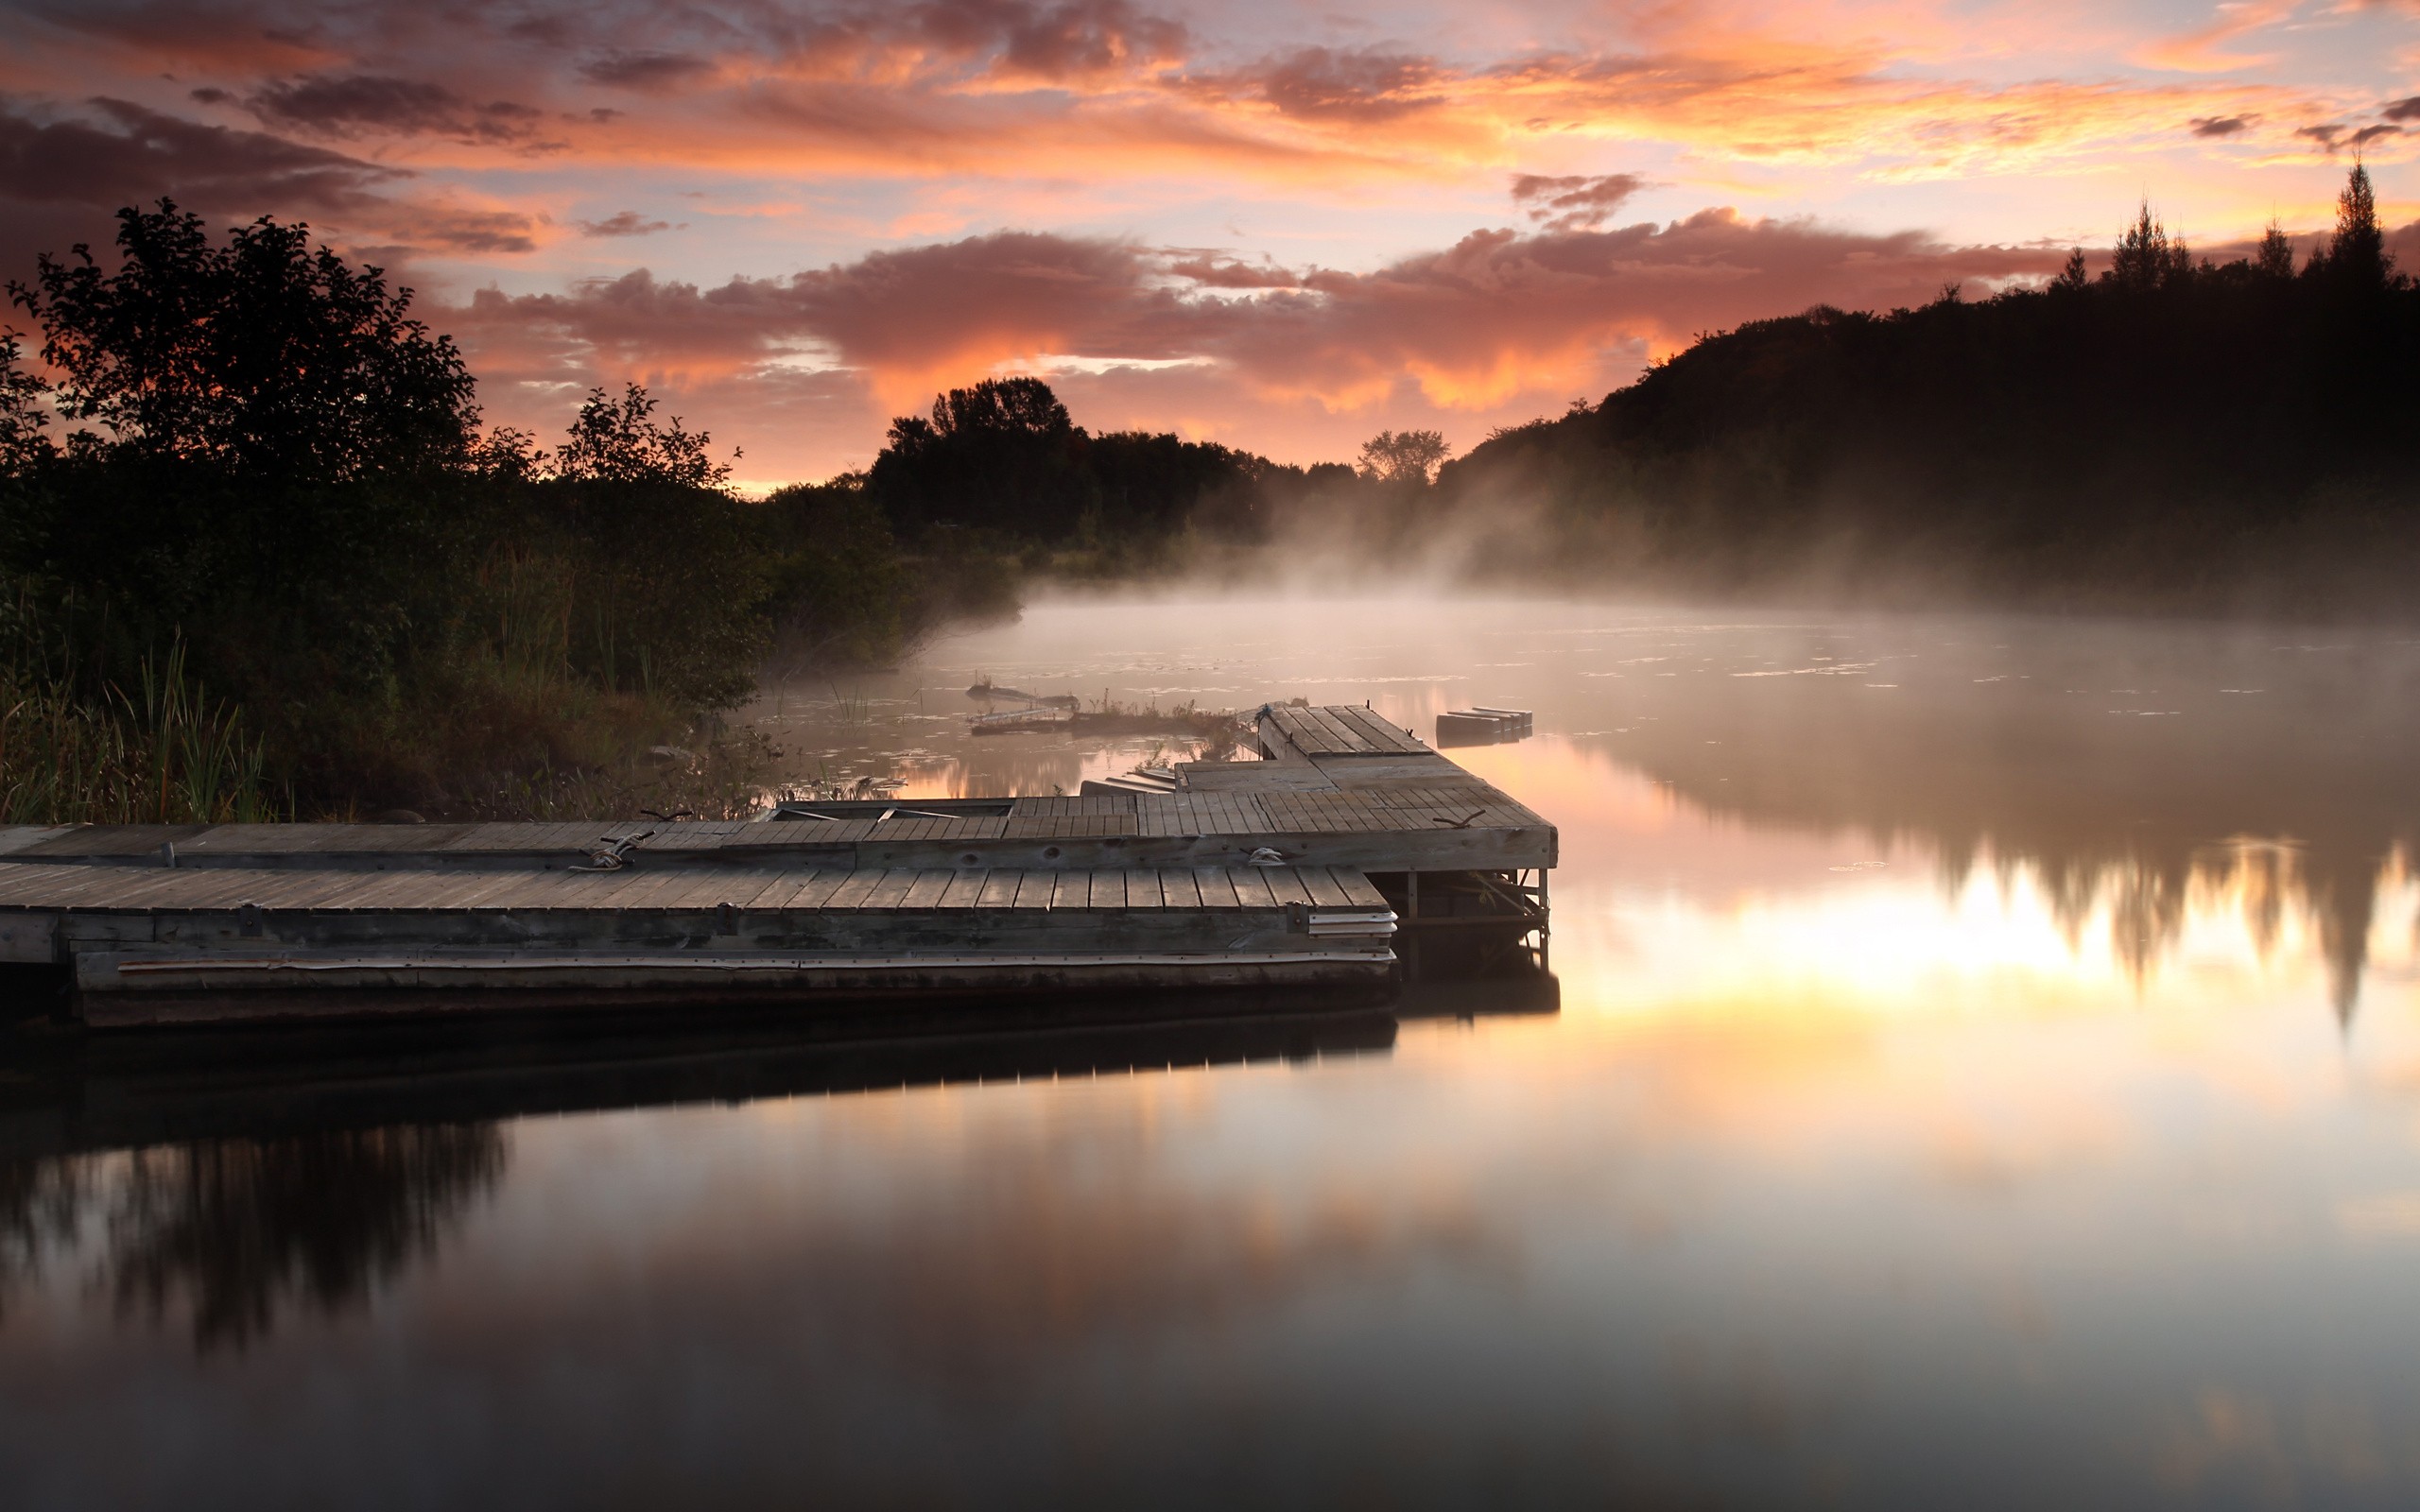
8;595;2420;1509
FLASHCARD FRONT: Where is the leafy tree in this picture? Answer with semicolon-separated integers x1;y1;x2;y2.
555;382;733;489
0;332;49;472
9;200;476;481
1357;428;1450;485
871;377;1091;538
538;385;759;705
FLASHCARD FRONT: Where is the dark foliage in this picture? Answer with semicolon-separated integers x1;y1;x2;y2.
0;208;913;814
865;375;1306;552
1438;170;2419;613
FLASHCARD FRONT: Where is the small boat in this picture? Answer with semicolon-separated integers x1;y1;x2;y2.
1435;707;1532;747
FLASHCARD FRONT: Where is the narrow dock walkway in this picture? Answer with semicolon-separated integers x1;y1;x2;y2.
0;706;1551;1026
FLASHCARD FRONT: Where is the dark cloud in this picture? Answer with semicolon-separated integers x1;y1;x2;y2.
2349;123;2401;146
1510;173;1646;232
578;211;673;237
1160;251;1299;288
2297;124;2342;149
2188;115;2251;137
0;97;398;212
1214;48;1446;123
245;74;546;144
0;98;537;272
579;50;717;92
2386;96;2420;123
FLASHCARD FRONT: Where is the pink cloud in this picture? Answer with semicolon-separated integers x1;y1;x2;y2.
447;210;2068;477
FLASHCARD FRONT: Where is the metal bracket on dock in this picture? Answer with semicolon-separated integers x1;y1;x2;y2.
572;830;656;872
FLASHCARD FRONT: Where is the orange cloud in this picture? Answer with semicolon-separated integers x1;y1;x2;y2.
446;211;2068;474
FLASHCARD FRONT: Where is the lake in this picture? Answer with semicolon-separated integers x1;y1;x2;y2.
7;594;2420;1508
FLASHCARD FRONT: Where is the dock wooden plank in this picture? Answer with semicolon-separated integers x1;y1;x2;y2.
1013;871;1057;909
1263;869;1315;906
977;870;1023;908
1157;869;1200;909
1300;868;1353;907
862;870;920;909
0;865;157;908
1338;870;1391;909
1304;707;1373;753
1050;872;1089;909
902;869;955;909
1193;867;1238;908
939;870;987;908
766;869;850;911
1229;868;1276;907
823;869;886;911
1125;869;1162;909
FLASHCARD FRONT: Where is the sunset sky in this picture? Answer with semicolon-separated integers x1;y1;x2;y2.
4;0;2415;486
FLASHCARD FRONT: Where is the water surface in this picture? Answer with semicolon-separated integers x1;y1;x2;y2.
8;596;2420;1508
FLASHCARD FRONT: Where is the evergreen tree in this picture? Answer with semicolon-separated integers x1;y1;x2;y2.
2107;201;2192;291
2256;218;2296;280
2314;161;2390;290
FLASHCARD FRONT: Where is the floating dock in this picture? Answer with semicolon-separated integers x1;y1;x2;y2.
0;705;1552;1028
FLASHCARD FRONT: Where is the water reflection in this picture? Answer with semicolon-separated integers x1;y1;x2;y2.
0;1005;1404;1354
752;601;2420;1024
8;599;2420;1504
98;1126;505;1350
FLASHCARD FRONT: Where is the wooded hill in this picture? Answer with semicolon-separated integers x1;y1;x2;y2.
1435;166;2420;614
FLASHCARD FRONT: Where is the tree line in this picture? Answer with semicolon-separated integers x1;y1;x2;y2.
1429;163;2420;613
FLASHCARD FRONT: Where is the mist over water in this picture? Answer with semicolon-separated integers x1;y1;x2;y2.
8;594;2420;1507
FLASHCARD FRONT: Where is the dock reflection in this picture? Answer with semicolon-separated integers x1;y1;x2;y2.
0;1003;1399;1351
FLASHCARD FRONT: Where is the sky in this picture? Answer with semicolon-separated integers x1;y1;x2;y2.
2;0;2415;488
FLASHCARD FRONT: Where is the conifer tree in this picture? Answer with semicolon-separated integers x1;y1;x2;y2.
2107;201;2191;291
2314;161;2390;290
2255;218;2296;279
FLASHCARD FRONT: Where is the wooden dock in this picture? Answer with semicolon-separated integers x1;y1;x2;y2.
0;705;1552;1027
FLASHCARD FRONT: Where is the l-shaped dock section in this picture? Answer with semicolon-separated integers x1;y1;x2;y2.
0;705;1553;1027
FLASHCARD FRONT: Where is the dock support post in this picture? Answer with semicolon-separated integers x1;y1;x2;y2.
1404;870;1421;983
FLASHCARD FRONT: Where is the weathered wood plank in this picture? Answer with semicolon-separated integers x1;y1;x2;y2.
1263;869;1315;906
901;869;955;909
778;869;855;911
977;870;1023;908
1300;867;1353;908
1194;867;1238;909
938;870;987;908
823;869;886;911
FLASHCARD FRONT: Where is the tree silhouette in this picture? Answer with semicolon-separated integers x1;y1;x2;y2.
2256;218;2296;280
2310;160;2391;290
2106;200;2192;291
1357;429;1450;485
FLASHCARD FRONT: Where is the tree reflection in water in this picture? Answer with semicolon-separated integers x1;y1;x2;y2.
3;1125;504;1352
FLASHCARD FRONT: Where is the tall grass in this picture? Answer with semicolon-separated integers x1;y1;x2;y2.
0;643;281;824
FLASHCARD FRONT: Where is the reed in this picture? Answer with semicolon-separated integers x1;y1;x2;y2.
0;642;282;824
